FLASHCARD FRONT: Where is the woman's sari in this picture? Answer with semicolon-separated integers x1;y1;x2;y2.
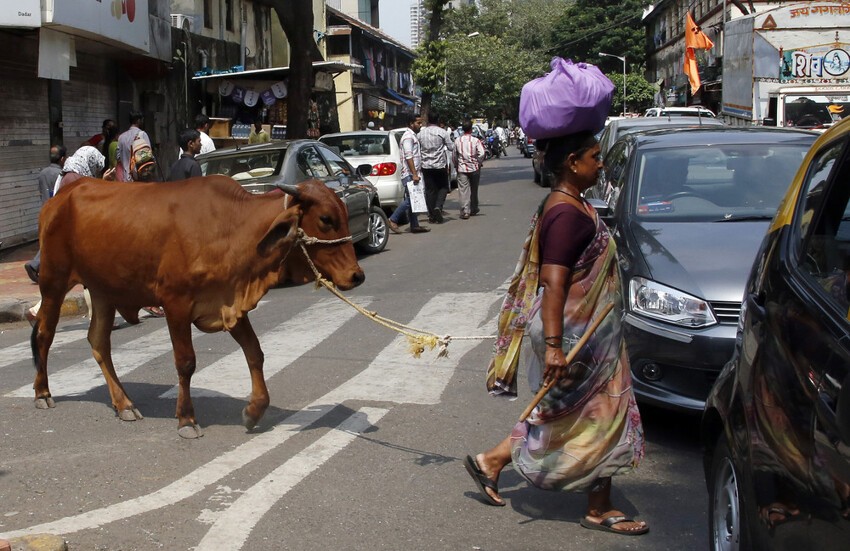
488;201;644;492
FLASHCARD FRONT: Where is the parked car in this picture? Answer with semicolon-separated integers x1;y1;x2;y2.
197;139;389;254
644;106;716;118
586;126;817;412
701;117;850;551
319;130;403;211
531;147;553;187
598;116;725;158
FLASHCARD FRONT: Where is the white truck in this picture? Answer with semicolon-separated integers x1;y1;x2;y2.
721;2;850;130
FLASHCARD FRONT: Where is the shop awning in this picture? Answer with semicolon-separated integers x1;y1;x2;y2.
384;88;415;106
192;60;362;82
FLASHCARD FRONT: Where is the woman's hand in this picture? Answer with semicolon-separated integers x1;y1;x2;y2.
543;346;577;386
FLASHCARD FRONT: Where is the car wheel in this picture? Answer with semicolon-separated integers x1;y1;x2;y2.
356;205;389;255
709;438;747;551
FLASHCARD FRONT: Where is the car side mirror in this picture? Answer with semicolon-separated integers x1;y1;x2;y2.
356;164;373;177
762;117;776;127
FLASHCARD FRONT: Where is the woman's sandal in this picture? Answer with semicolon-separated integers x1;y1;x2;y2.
580;515;649;536
463;455;505;506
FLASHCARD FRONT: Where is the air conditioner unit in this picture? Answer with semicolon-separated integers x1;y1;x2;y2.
170;14;192;33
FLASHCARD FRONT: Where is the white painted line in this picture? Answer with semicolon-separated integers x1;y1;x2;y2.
322;291;500;405
160;297;372;399
4;327;175;398
195;407;388;551
2;292;500;541
0;402;338;539
0;328;89;370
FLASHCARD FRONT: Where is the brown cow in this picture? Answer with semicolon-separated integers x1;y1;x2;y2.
30;176;364;438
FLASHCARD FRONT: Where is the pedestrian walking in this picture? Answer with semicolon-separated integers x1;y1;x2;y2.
388;113;430;234
24;145;67;284
464;131;648;535
82;119;117;154
452;120;485;220
168;129;202;181
417;111;453;223
116;111;151;182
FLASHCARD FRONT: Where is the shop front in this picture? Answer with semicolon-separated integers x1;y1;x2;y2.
192;61;359;147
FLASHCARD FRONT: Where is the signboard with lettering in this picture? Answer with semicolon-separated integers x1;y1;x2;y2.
0;1;41;27
46;0;150;52
781;46;850;81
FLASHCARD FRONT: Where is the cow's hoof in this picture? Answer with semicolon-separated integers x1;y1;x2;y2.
178;424;204;439
34;397;56;409
242;408;258;430
118;408;144;421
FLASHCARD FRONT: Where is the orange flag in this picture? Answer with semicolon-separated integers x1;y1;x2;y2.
683;12;714;93
684;48;701;94
686;12;714;50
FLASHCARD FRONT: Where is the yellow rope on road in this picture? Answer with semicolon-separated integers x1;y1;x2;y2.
293;229;497;358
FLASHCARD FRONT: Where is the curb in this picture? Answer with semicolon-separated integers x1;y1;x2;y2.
0;534;67;551
0;294;87;324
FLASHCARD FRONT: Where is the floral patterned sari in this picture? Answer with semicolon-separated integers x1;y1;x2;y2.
488;200;644;492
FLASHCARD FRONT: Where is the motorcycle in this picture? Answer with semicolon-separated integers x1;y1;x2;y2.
484;134;503;159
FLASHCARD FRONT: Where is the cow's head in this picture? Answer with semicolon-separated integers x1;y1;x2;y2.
272;180;365;290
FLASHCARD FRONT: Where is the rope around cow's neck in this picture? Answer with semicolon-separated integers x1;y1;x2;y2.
293;228;496;358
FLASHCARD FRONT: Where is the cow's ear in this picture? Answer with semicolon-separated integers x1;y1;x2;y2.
257;209;299;256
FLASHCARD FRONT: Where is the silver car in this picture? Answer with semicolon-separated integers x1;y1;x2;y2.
320;131;404;211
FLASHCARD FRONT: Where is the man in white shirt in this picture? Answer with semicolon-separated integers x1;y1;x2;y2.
194;114;216;154
388;114;429;234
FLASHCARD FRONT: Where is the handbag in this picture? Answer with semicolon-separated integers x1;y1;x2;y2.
519;57;614;138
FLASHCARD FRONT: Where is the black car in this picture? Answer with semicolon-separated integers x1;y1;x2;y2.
197;139;389;254
586;127;817;412
702;118;850;550
531;146;553;187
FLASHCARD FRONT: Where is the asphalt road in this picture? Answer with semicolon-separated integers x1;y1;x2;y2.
0;153;708;551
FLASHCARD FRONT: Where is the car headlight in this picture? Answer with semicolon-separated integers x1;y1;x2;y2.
629;277;717;328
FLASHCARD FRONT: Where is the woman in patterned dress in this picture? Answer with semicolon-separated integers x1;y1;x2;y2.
465;130;648;535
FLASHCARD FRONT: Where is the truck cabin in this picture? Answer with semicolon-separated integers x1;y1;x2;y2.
765;92;850;130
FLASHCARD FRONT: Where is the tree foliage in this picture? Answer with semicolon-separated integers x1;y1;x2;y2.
549;0;646;76
413;0;451;119
606;72;657;115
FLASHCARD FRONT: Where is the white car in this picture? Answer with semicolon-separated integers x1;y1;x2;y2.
644;106;716;118
319;131;404;211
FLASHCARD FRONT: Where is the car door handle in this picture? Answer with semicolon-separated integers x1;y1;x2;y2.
746;292;766;321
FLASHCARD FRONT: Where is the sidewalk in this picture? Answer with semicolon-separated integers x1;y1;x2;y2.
0;241;86;324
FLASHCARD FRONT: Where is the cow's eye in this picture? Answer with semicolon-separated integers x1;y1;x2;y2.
319;215;333;226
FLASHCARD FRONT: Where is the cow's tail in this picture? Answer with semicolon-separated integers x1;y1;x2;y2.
30;322;39;371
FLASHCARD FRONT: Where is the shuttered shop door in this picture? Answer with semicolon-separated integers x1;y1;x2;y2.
0;35;49;247
62;53;118;150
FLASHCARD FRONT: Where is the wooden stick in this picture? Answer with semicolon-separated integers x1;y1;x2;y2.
518;302;615;422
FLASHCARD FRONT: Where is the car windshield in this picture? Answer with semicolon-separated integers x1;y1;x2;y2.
633;143;812;222
199;150;284;181
784;94;850;128
321;135;391;157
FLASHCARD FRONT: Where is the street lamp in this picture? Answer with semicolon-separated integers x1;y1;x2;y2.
600;52;627;115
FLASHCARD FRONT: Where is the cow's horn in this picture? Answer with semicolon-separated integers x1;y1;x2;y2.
278;183;301;197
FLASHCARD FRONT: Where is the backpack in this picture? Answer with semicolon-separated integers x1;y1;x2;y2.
129;133;156;181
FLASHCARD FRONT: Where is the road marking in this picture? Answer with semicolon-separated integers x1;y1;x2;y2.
0;327;89;370
160;298;372;399
2;291;501;542
4;327;175;398
195;407;388;551
323;291;500;405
